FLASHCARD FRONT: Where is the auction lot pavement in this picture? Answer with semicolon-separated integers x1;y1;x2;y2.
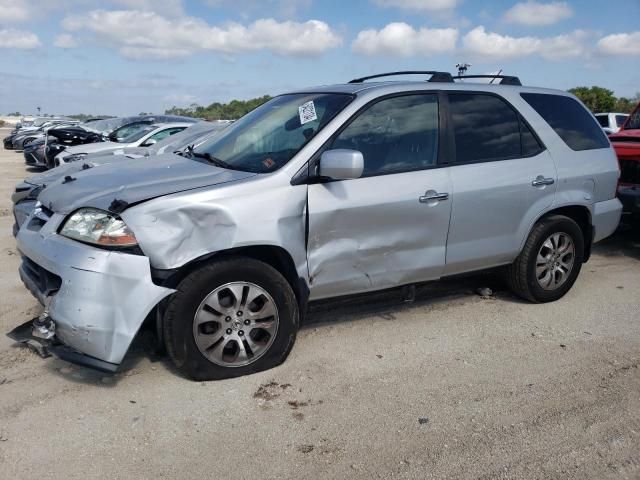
0;128;639;479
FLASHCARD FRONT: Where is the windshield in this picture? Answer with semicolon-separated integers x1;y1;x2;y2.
120;125;156;144
193;93;353;173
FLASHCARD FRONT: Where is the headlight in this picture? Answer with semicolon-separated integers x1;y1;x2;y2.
60;208;138;247
65;153;87;162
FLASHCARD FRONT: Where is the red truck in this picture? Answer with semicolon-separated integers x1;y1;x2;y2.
609;102;640;223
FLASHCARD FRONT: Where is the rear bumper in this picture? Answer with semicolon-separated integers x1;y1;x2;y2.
12;211;174;366
592;198;622;243
617;185;640;219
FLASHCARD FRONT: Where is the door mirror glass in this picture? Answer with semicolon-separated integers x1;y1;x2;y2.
141;138;157;147
319;149;364;180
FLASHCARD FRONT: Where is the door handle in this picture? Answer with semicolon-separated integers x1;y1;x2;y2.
532;176;555;187
419;191;449;203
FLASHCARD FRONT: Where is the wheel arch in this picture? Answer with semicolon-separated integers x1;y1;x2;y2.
527;205;593;262
154;245;309;316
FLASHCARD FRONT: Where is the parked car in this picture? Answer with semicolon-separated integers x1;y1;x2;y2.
55;122;192;165
43;115;199;168
594;112;629;135
609;103;640;223
8;71;621;380
10;119;78;150
11;122;227;235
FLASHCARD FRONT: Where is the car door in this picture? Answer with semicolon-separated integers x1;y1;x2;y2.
443;92;557;276
306;93;453;300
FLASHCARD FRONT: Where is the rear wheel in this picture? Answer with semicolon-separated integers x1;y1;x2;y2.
506;215;584;303
163;257;299;380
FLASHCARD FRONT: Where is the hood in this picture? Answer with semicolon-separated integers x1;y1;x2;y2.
38;152;256;214
64;141;121;156
25;155;133;187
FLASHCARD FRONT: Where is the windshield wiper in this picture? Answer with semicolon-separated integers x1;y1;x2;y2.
190;151;233;169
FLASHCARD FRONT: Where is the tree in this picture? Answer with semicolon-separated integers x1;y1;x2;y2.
613;92;640;113
165;95;272;120
568;86;616;113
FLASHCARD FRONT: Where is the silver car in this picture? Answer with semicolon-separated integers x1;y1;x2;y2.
9;72;622;380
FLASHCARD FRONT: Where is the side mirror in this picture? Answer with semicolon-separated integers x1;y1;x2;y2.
319;149;364;180
142;138;157;147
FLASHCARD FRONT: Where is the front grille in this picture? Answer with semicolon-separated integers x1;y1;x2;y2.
21;256;62;298
619;159;640;185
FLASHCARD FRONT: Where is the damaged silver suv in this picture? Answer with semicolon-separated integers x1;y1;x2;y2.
10;71;622;380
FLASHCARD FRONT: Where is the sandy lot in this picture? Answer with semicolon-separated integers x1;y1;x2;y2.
0;127;639;479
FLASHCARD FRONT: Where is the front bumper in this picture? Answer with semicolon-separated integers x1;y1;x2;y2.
618;185;640;220
24;149;46;167
8;319;120;372
11;210;174;367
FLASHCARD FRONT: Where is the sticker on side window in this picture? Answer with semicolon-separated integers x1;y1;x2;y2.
298;101;318;125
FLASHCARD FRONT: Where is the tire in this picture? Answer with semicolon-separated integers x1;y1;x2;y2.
506;215;584;303
163;257;299;381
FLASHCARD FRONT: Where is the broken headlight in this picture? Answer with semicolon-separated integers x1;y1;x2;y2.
60;208;138;247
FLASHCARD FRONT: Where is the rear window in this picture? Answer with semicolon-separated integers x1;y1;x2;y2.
521;93;609;151
595;114;609;128
616;115;628;127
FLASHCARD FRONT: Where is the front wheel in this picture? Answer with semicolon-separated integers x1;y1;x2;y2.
163;257;299;380
506;215;584;303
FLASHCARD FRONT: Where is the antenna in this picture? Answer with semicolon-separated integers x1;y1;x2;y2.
456;63;471;76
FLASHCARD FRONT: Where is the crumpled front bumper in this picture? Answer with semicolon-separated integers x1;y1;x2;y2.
12;210;175;367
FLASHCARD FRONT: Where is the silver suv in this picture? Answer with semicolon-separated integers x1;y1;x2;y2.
9;71;622;380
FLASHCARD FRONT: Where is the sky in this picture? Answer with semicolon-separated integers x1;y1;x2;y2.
0;0;638;116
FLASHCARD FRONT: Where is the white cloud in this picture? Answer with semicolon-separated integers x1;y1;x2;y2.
372;0;458;11
0;0;31;22
63;10;342;59
352;22;458;56
503;1;572;27
0;28;41;49
206;0;312;18
54;33;78;49
462;26;588;61
597;32;640;56
111;0;184;16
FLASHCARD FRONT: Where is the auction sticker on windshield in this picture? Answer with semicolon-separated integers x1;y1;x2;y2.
299;101;318;125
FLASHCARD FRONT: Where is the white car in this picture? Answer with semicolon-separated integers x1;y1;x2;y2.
55;123;191;165
594;112;629;135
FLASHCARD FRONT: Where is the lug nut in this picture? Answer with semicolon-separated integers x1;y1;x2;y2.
225;316;231;322
236;311;243;317
244;319;250;325
226;328;232;334
238;330;244;336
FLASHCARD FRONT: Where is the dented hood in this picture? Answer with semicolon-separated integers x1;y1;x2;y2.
38;152;256;214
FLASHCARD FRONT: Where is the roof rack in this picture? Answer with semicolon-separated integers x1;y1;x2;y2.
453;75;522;86
349;71;454;84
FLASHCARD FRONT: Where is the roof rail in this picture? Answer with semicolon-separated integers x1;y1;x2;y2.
453;75;522;86
349;71;454;84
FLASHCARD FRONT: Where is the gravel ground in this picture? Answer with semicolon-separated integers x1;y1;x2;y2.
0;128;639;479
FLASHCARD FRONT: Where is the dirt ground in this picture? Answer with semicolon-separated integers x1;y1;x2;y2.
0;128;639;480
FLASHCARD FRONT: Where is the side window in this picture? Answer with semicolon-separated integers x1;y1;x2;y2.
521;93;610;150
448;93;522;163
330;94;438;177
520;116;544;157
616;115;628;128
150;127;185;142
595;115;609;128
